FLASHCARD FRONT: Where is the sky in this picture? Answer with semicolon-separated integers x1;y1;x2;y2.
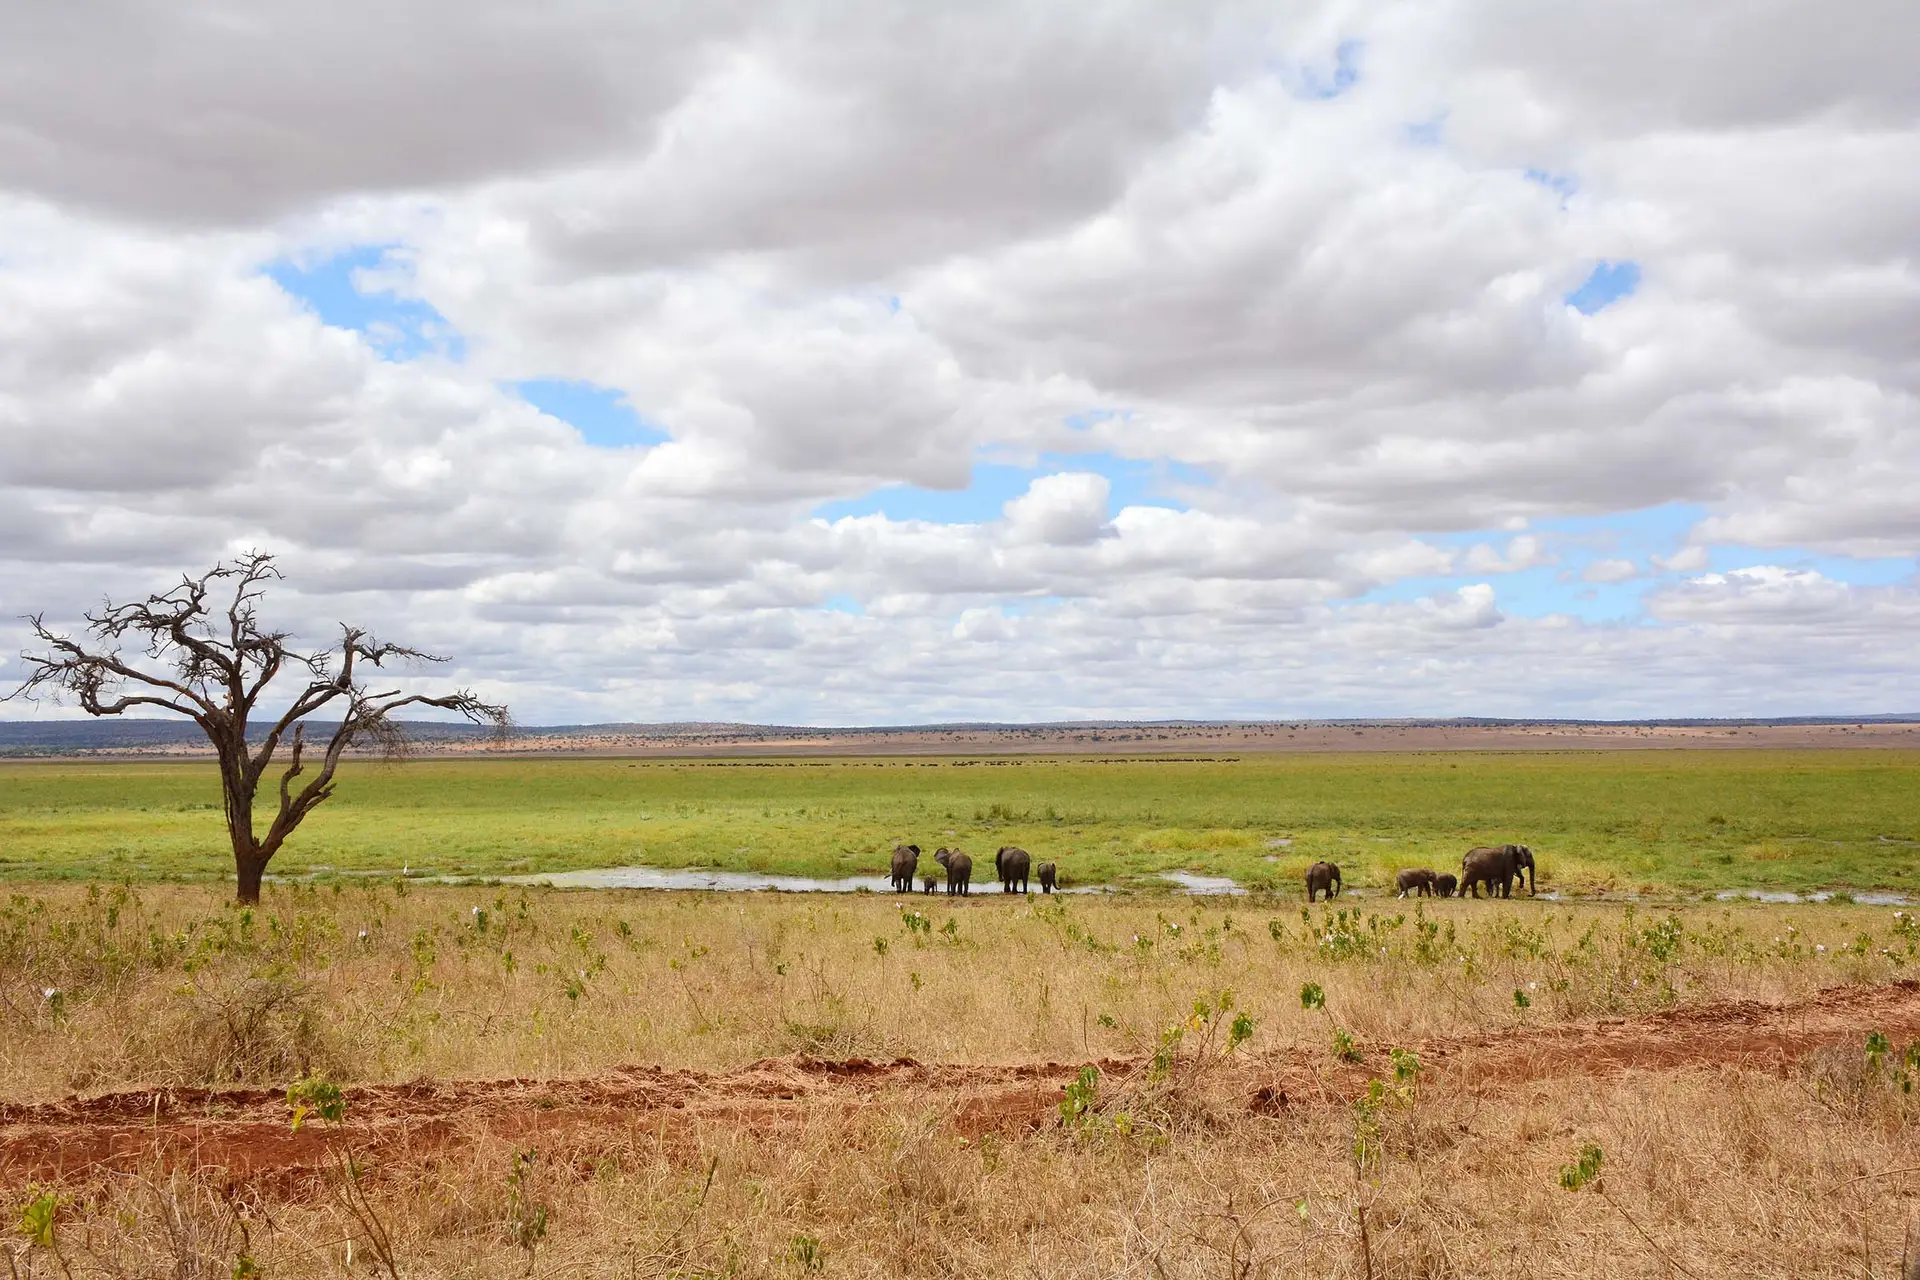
1;1;1917;724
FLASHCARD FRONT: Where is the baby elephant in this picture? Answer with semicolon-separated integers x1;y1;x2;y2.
1305;861;1342;901
1434;873;1458;898
920;873;939;894
1036;862;1058;894
1395;868;1438;898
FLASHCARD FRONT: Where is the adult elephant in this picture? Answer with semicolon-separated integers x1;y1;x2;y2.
890;844;921;894
1460;844;1536;898
1305;861;1342;902
935;847;973;896
995;846;1031;894
1395;868;1437;898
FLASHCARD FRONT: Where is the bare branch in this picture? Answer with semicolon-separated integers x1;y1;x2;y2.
6;614;217;722
9;551;507;903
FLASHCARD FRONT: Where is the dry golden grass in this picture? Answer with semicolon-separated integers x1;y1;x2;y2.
8;1063;1920;1277
3;882;1915;1099
3;882;1919;1277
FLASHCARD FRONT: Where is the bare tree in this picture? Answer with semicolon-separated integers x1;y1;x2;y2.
7;552;508;903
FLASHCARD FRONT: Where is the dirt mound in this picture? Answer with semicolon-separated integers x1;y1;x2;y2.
5;981;1915;1187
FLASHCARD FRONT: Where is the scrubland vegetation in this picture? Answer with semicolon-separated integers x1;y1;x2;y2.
4;749;1920;894
3;883;1917;1097
3;882;1918;1276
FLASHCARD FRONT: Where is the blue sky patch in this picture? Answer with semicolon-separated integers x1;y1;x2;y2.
813;452;1200;524
1525;168;1579;203
1363;502;1914;621
1290;39;1363;100
513;378;668;448
266;245;464;361
1404;113;1446;146
1566;260;1641;314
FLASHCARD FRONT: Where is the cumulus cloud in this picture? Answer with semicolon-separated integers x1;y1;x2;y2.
1651;545;1711;573
1003;473;1113;546
1581;557;1639;583
3;1;1918;720
1464;535;1553;574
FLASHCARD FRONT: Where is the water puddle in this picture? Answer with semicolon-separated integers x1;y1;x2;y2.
503;867;894;892
497;865;1124;895
1713;889;1911;905
484;865;1244;896
1159;871;1247;896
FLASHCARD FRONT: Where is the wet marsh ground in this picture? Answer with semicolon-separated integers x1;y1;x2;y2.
3;748;1919;895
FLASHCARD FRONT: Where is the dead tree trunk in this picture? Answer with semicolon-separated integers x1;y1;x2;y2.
7;553;507;903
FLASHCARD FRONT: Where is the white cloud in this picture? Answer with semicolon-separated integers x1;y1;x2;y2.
1651;545;1710;573
4;3;1919;720
1581;557;1638;583
1003;473;1113;546
1463;535;1554;573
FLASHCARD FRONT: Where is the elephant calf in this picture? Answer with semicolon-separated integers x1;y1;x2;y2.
1434;873;1458;898
1395;868;1437;898
1036;862;1057;894
920;873;939;894
1305;860;1342;901
934;847;973;896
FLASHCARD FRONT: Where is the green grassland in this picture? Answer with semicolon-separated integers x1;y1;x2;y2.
1;750;1917;894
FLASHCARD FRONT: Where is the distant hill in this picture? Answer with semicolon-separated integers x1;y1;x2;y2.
1;714;1916;756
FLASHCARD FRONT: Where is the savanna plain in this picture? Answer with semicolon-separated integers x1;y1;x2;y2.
2;749;1919;1277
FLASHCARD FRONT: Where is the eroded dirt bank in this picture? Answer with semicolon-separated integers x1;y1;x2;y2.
4;980;1915;1189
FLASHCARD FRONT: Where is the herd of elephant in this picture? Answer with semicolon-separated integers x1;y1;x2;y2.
890;843;1056;896
888;840;1536;901
1305;844;1537;901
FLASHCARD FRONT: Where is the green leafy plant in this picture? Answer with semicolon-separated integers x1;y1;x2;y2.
1060;1065;1101;1129
1559;1141;1604;1191
505;1148;551;1273
286;1074;345;1132
17;1189;75;1280
1301;981;1359;1060
787;1233;824;1273
1558;1141;1700;1279
17;1191;57;1247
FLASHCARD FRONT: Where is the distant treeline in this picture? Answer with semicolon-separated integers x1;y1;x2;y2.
0;713;1916;756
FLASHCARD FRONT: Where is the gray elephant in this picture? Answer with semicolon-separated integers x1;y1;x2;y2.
995;845;1031;894
1434;872;1458;898
934;847;973;896
890;843;921;893
1395;868;1437;898
1460;844;1536;898
1036;862;1057;894
1305;861;1342;901
920;873;939;894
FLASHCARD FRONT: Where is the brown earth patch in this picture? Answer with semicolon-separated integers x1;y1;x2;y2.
4;981;1915;1190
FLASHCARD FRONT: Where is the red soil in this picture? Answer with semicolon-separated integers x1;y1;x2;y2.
4;981;1915;1190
